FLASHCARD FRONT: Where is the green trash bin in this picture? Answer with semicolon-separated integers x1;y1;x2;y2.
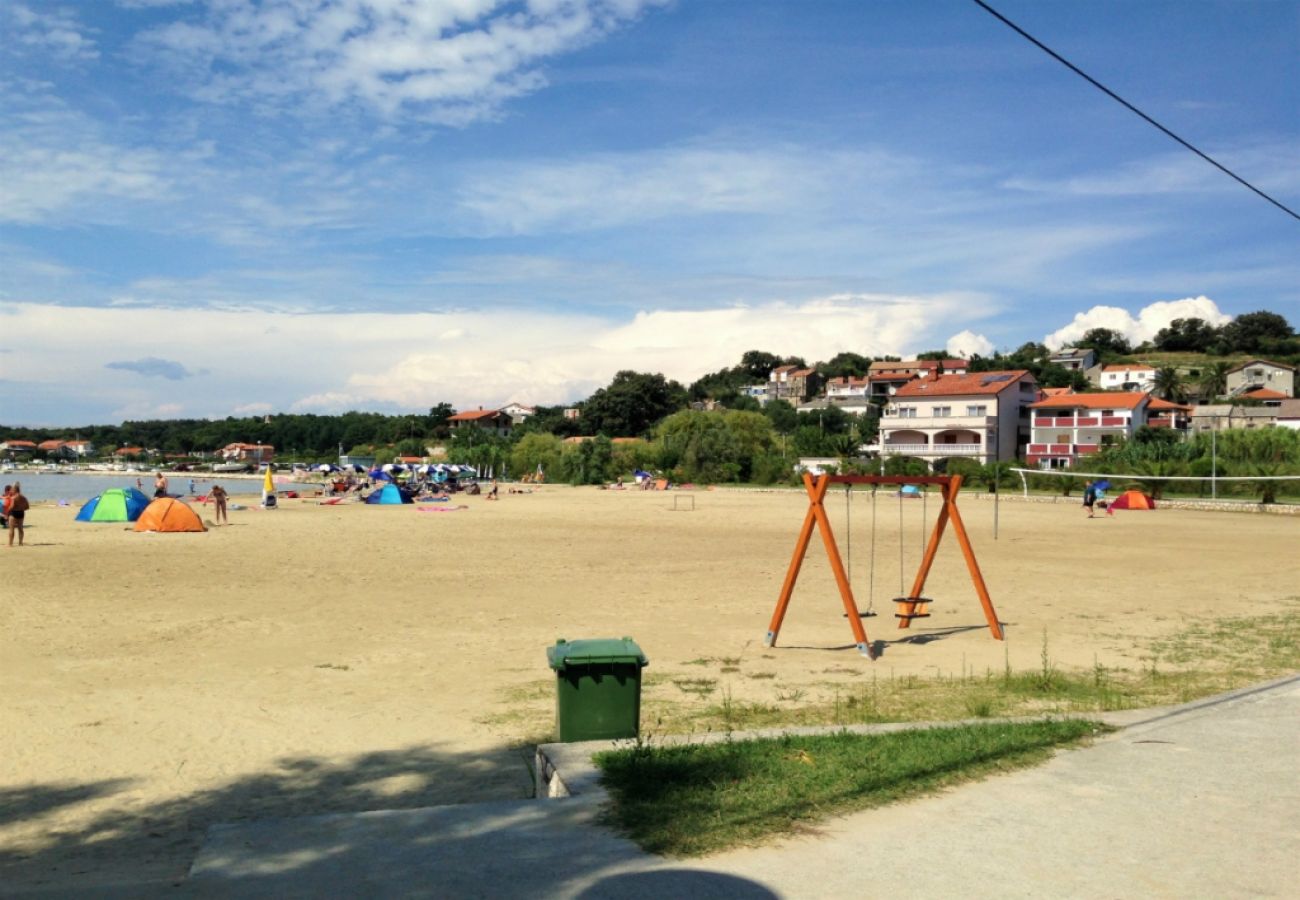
547;637;648;742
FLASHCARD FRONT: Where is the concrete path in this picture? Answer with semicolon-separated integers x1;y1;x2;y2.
181;676;1299;898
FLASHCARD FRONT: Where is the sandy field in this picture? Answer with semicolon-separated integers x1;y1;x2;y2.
3;483;1298;891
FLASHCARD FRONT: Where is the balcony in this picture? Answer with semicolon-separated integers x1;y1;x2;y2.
875;443;987;457
880;414;996;430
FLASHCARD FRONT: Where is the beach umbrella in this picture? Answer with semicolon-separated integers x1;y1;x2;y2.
317;463;336;472
262;467;274;505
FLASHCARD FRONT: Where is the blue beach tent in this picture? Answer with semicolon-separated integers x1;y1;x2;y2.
76;487;151;522
365;483;412;505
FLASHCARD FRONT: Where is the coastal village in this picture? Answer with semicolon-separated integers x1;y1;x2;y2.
7;351;1296;477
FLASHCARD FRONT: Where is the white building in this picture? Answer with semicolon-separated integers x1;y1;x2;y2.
1095;364;1156;392
868;370;1037;468
1026;392;1148;469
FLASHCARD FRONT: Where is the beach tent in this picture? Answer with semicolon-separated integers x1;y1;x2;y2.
1109;489;1155;511
76;487;150;522
365;483;412;505
134;498;207;532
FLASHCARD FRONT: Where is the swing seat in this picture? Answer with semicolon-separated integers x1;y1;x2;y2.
892;596;933;620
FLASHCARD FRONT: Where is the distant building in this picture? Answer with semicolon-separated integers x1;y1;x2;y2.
769;366;821;403
220;443;275;462
448;408;514;438
1027;392;1152;469
1094;364;1156;392
1;440;36;457
1048;347;1097;372
1226;360;1295;399
868;370;1037;468
499;402;536;426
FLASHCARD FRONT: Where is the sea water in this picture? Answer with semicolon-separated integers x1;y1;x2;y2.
4;473;321;505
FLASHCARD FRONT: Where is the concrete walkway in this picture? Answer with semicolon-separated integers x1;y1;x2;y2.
182;676;1299;898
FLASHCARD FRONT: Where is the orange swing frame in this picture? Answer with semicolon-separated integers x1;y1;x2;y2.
764;472;1003;659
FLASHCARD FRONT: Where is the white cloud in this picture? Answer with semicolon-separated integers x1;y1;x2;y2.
134;0;667;124
1043;296;1232;350
946;330;993;358
0;86;173;225
456;145;914;235
4;4;99;62
1;290;991;422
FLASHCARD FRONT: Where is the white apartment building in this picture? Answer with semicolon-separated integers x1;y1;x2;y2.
1026;393;1148;468
868;370;1037;468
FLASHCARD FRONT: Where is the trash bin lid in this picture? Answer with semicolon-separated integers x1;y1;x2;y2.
547;637;648;671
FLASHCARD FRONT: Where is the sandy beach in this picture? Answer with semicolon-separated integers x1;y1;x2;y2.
3;485;1297;891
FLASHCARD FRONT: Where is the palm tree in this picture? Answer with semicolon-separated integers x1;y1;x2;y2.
1199;362;1231;402
1152;366;1187;402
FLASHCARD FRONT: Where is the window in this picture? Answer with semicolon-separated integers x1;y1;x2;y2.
893;406;917;418
1101;410;1113;416
1056;434;1069;443
966;405;987;416
933;406;951;417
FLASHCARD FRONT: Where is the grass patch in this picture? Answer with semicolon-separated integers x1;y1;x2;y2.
596;719;1107;856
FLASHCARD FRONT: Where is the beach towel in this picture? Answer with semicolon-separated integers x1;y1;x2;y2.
418;505;469;512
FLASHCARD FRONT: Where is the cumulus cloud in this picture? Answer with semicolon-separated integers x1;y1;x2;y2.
134;0;667;124
105;357;199;380
1043;296;1232;350
945;330;993;359
2;290;990;422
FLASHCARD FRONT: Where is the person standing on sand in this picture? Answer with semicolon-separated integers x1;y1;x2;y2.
1082;480;1098;519
1;484;10;530
8;483;28;546
154;472;168;499
210;484;228;525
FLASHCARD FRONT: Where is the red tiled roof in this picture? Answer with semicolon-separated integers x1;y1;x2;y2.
868;373;915;382
894;370;1032;398
448;409;502;422
1147;397;1192;411
5;439;36;447
1029;392;1144;408
1030;392;1145;411
1040;387;1073;397
1239;387;1288;400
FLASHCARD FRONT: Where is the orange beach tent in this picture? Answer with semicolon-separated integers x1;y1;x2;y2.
1108;489;1155;511
134;497;207;532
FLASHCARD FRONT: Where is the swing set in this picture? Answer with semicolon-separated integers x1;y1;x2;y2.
764;472;1003;660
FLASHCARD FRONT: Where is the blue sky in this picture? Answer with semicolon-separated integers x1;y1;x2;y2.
2;0;1297;427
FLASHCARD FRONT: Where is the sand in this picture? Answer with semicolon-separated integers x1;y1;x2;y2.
3;484;1297;891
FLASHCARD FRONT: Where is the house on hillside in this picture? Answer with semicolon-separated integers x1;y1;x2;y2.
769;366;821;403
1094;364;1156;392
1226;360;1295;398
825;376;869;399
1049;347;1097;372
448;408;514;438
866;370;1037;469
498;402;536;426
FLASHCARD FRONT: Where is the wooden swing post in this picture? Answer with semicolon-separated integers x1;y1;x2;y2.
764;472;1003;658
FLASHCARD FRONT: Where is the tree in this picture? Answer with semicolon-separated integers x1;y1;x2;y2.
739;350;784;380
581;371;688;437
1152;366;1187;402
818;351;871;379
762;399;798;435
1217;310;1295;355
1153;317;1219;353
1199;362;1231;401
1077;328;1132;358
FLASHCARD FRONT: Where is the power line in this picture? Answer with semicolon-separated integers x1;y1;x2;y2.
970;0;1300;222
